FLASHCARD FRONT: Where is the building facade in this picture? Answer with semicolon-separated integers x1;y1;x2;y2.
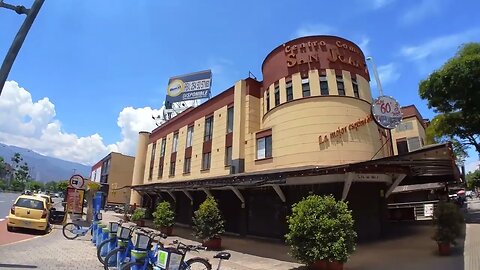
390;105;429;155
91;152;135;205
130;35;459;241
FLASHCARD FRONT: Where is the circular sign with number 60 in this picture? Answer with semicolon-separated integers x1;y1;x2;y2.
371;96;403;129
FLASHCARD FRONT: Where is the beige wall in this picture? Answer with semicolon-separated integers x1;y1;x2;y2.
130;132;149;205
245;96;385;171
390;117;427;155
107;153;134;204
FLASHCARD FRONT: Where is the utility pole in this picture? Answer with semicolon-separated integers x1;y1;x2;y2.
0;0;45;96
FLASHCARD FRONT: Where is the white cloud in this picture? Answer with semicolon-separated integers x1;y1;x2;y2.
357;36;370;56
400;0;444;25
377;63;400;85
0;81;178;165
400;28;480;73
294;23;335;38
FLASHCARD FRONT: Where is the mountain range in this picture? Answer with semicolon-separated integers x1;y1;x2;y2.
0;143;90;183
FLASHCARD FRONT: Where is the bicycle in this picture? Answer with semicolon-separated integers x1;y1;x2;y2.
62;213;102;240
103;224;144;270
97;220;124;264
121;237;222;270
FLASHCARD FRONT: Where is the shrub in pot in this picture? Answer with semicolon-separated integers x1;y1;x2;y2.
286;194;357;270
192;196;225;250
153;201;175;235
131;208;146;227
432;201;464;256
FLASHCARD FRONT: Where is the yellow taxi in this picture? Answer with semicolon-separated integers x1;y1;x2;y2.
7;195;49;233
35;194;54;210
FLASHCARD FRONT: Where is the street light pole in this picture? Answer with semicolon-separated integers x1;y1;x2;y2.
0;0;45;96
366;56;384;96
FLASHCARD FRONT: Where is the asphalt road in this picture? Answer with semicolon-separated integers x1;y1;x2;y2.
0;192;19;220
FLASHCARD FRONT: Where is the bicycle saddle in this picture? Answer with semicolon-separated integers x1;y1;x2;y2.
213;252;231;260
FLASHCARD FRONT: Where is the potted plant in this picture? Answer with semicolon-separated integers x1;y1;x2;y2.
432;201;464;256
153;201;175;235
286;194;357;270
192;196;225;250
131;208;146;227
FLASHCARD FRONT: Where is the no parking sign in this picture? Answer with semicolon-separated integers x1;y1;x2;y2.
69;174;85;189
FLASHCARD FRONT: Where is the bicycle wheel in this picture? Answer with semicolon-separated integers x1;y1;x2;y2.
185;257;212;270
120;261;152;270
104;247;123;270
62;222;80;240
97;237;116;264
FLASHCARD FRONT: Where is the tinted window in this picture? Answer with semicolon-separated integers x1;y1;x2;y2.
16;198;45;210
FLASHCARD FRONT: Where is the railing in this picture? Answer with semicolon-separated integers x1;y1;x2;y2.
388;200;439;221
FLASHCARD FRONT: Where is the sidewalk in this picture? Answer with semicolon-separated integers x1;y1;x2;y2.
464;198;480;270
102;210;465;270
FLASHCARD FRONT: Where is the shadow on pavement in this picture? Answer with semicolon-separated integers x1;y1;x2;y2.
0;263;37;268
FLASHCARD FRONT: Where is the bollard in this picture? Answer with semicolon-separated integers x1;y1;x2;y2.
92;221;99;244
96;224;107;248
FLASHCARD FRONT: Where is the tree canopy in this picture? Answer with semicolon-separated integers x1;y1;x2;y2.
419;43;480;155
466;169;480;190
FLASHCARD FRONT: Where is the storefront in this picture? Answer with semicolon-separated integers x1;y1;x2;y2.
129;35;461;241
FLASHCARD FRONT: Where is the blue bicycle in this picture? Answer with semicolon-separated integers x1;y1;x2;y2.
121;234;216;270
103;224;143;270
62;213;102;240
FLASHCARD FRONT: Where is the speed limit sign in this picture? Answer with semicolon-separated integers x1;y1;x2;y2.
69;174;85;189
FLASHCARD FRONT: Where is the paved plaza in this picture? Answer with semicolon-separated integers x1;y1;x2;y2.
0;199;479;270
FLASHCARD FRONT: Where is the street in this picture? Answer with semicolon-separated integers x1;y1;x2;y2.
0;192;19;219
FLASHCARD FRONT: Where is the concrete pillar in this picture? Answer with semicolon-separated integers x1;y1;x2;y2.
231;80;246;173
130;131;150;205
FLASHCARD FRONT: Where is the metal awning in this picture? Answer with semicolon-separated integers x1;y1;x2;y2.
132;143;460;193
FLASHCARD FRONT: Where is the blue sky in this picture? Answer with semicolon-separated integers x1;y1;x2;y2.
0;0;479;171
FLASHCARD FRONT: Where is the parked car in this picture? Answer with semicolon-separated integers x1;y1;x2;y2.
7;195;49;233
35;194;54;210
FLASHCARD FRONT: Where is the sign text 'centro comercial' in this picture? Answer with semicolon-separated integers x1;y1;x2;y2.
165;70;212;107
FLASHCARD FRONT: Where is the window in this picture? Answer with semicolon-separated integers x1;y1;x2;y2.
256;135;272;159
302;78;310;97
395;121;414;132
151;142;157;161
184;157;191;173
396;140;409;155
225;146;232;166
158;162;163;178
186;126;194;147
266;91;270;111
352;78;360;98
320;76;329;95
148;167;153;180
286;82;293;101
204;116;213;141
274;86;280;106
169;162;176;176
202;152;211;170
407;137;421;152
172;133;178;152
336;76;345;96
227;107;234;133
160;138;166;157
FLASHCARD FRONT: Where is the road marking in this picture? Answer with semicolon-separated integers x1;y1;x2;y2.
0;225;56;247
0;219;4;222
0;201;5;203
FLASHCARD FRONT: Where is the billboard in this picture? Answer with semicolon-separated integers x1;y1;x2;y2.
165;70;212;108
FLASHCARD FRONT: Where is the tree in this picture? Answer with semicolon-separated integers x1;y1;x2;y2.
45;181;58;192
0;157;7;178
419;43;480;155
426;115;468;164
10;153;30;184
57;181;69;192
11;179;25;192
466;169;480;190
0;179;7;191
29;181;44;191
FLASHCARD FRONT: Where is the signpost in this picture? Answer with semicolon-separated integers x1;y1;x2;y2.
67;174;86;215
371;96;403;129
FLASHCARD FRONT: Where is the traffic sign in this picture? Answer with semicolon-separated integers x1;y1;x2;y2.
69;174;85;189
371;96;403;129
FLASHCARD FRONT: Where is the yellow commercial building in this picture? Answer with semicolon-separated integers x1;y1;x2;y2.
130;36;460;240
